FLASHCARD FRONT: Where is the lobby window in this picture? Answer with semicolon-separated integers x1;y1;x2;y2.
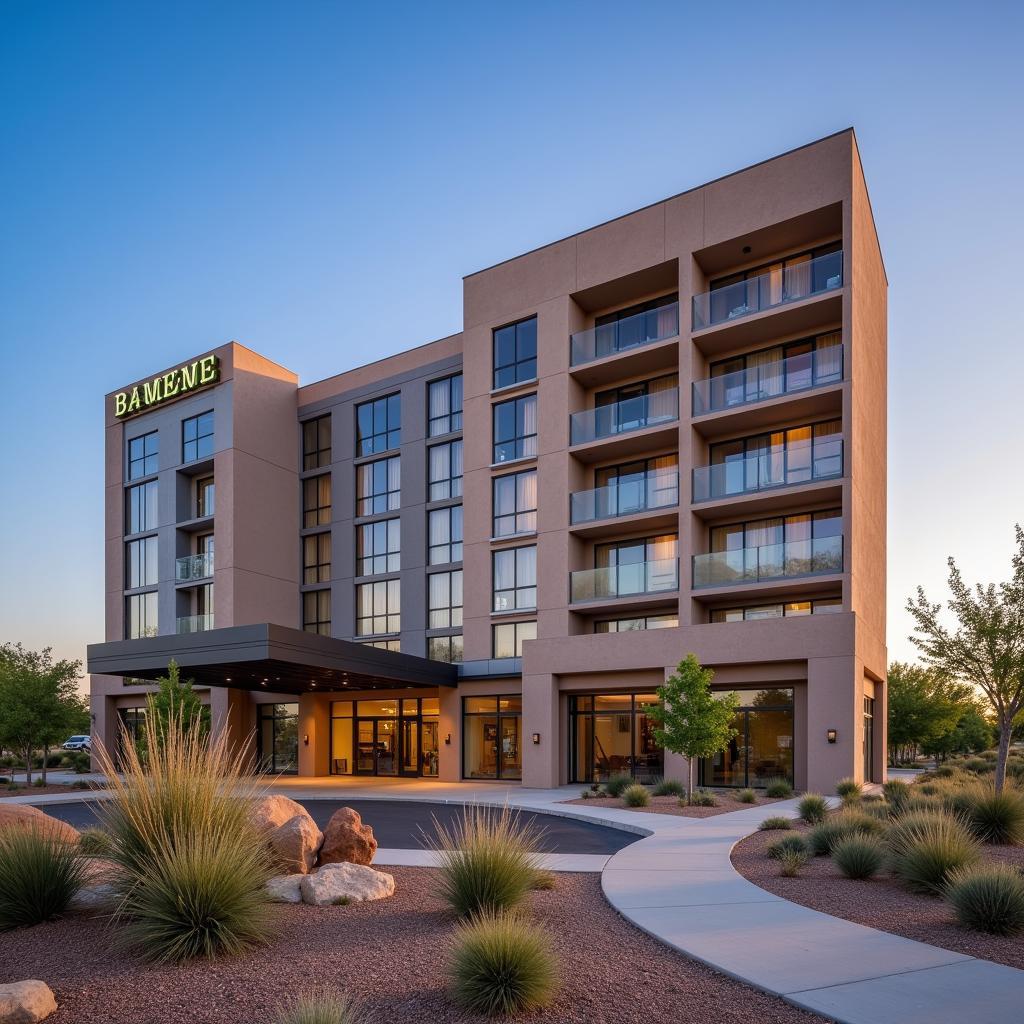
493;394;537;464
356;393;401;456
428;440;463;501
595;614;678;633
356;579;401;636
463;695;522;780
428;374;463;436
126;480;158;535
303;415;332;470
492;469;537;538
357;518;400;576
182;411;214;464
127;431;158;480
302;589;331;636
196;475;215;518
257;703;299;775
356;457;400;516
428;570;463;629
492;545;536;612
428;505;463;565
303;474;332;528
428;634;463;664
125;536;158;589
710;598;841;622
492;620;536;658
302;532;331;585
493;316;537;389
700;688;794;789
125;592;158;639
570;693;663;784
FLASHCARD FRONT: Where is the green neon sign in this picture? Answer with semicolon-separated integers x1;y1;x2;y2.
114;355;220;418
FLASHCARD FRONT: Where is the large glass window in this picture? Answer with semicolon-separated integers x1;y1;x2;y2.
428;375;463;436
591;293;679;357
493;394;537;464
595;535;678;594
356;457;400;516
303;474;332;528
492;545;536;611
302;589;331;636
428;570;463;628
126;536;158;589
709;509;842;577
127;431;158;480
428;440;463;501
493;316;537;389
302;415;332;470
356;393;401;456
125;591;158;639
303;532;331;585
463;695;522;780
428;634;463;664
595;614;678;633
332;697;439;777
492;620;536;658
700;688;794;789
182;411;214;463
257;703;299;774
428;505;463;565
357;518;400;576
356;579;400;636
126;480;158;534
492;469;537;538
710;599;841;622
569;693;663;783
196;476;215;518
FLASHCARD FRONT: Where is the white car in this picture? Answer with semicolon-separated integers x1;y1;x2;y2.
61;735;92;752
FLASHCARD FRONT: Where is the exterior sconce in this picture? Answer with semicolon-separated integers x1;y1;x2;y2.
444;733;451;746
826;729;838;744
532;733;541;745
303;734;309;746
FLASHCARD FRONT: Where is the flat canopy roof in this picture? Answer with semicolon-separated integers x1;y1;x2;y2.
87;623;458;695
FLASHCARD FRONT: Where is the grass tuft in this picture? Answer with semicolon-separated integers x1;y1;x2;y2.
273;988;359;1024
778;849;808;877
736;788;757;804
0;827;85;930
766;834;808;860
765;777;793;799
622;783;651;808
885;810;981;895
603;774;634;798
945;863;1024;936
832;834;886;879
651;778;685;797
797;793;828;824
834;777;861;801
758;816;792;831
687;789;718;807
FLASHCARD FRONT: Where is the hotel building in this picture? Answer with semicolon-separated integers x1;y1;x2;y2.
88;129;887;792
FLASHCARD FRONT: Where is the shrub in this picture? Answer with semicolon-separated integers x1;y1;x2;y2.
882;778;910;808
806;811;880;856
79;827;113;857
886;812;981;895
651;778;685;797
687;789;717;807
736;788;757;804
860;800;893;822
963;758;993;775
945;864;1024;935
835;777;861;801
959;787;1024;845
579;789;594;799
622;784;651;808
797;793;828;825
834;809;886;837
765;777;793;798
531;870;556;891
758;816;792;831
448;911;558;1016
71;780;90;790
273;989;359;1024
429;804;542;918
0;827;85;930
832;835;886;879
603;774;633;799
767;834;808;860
94;712;274;962
778;850;808;877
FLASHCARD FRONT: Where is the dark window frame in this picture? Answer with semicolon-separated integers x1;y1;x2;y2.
492;544;537;612
428;374;463;437
428;504;463;566
356;456;400;516
356;393;401;456
182;411;214;464
127;431;159;481
303;474;332;528
355;578;401;637
492;316;537;389
427;569;463;629
356;518;400;577
492;468;537;538
125;480;158;535
492;393;537;464
302;531;332;585
302;588;331;636
428;439;463;501
491;619;536;658
302;415;332;471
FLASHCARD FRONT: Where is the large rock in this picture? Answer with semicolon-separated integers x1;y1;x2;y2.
318;806;377;867
70;883;117;913
0;980;57;1023
250;796;323;874
266;874;304;904
299;862;395;906
0;805;79;846
251;794;310;833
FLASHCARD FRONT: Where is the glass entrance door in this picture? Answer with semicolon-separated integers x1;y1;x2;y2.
401;718;419;776
356;718;398;775
257;703;299;774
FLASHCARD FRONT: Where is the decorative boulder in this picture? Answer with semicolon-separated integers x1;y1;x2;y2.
251;794;311;832
266;874;305;904
0;980;57;1023
300;862;395;906
318;806;377;867
70;882;117;913
250;796;323;874
0;805;79;847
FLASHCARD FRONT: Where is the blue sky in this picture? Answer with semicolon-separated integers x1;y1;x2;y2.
1;1;1022;673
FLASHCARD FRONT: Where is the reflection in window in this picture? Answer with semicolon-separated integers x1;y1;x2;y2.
569;692;663;783
303;475;332;528
493;394;537;463
303;532;331;585
356;457;400;516
492;545;536;612
302;589;331;636
428;505;463;565
493;317;537;389
356;518;400;576
428;440;463;501
428;375;463;436
492;470;536;537
492;620;536;658
356;394;401;456
182;411;214;463
128;431;159;480
126;591;158;639
303;415;332;470
126;480;158;534
356;579;400;636
700;688;794;789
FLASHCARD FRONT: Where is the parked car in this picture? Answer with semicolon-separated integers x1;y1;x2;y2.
61;735;92;752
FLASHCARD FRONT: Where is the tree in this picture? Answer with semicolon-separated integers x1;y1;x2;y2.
885;661;972;766
145;660;209;746
648;654;739;802
907;525;1024;793
0;644;84;783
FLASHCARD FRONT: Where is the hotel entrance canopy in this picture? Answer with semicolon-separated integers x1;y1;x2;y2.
87;623;458;695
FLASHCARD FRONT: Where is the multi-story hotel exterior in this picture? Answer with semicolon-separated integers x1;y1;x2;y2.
88;129;887;792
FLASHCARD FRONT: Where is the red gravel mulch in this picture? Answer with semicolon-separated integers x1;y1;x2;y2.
564;792;784;818
732;824;1024;970
0;867;828;1024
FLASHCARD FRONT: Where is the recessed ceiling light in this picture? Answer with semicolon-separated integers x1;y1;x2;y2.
742;245;751;254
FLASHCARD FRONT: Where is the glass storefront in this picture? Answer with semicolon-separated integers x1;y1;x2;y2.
462;695;522;780
257;703;299;774
700;688;794;788
116;706;147;764
569;692;664;784
330;697;439;777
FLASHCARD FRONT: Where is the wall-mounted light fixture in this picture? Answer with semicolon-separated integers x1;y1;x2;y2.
444;733;451;746
303;734;309;746
826;729;838;744
532;733;541;745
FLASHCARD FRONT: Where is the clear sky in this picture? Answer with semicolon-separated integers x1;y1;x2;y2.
1;1;1022;676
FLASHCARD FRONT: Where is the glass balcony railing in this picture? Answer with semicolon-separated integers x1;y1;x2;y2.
692;535;843;588
570;302;679;367
176;614;214;634
175;552;214;582
692;344;843;416
692;249;843;330
570;472;679;524
692;439;842;503
570;557;679;603
570;389;679;446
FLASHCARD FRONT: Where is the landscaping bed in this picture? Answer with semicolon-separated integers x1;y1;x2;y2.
564;791;784;818
0;783;95;798
0;865;828;1024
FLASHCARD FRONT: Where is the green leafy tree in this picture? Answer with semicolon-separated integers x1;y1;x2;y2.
0;644;85;783
648;654;739;802
145;660;209;749
886;661;971;766
907;525;1024;793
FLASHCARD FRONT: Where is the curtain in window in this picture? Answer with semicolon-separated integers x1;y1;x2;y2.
429;509;451;547
647;374;678;422
516;471;537;514
450;439;463;480
429;445;449;486
429;380;450;424
785;253;812;300
520;396;538;456
387;456;401;493
814;332;843;382
654;299;678;340
648;454;678;507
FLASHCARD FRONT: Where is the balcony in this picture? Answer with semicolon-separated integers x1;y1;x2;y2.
175;552;214;582
692;535;843;589
176;614;214;634
692;439;843;504
570;302;679;380
569;389;679;462
570;472;679;538
570;557;679;604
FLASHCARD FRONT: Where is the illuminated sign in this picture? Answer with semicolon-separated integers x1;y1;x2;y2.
114;355;220;418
